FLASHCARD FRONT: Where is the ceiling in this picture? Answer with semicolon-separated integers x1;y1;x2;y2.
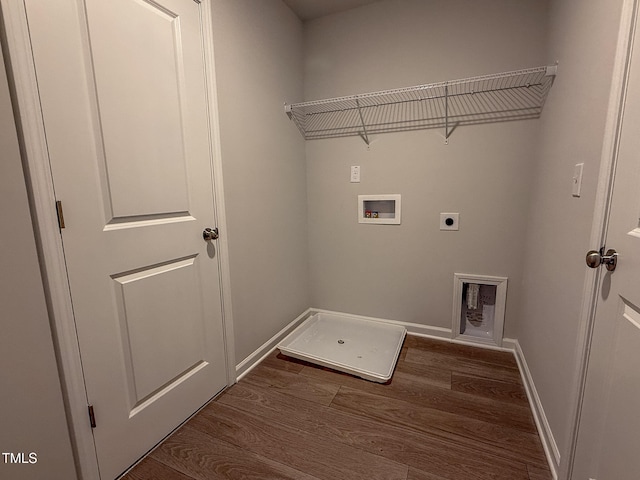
282;0;382;21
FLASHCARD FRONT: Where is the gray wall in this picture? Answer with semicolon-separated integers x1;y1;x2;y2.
211;0;310;364
303;0;548;337
0;46;77;480
516;0;623;467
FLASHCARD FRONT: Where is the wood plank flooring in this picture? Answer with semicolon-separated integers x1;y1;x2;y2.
121;335;552;480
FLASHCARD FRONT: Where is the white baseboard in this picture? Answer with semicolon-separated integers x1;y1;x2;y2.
234;308;559;480
513;340;560;479
501;337;518;351
312;308;454;340
235;308;516;378
447;336;517;353
234;308;453;380
235;308;312;380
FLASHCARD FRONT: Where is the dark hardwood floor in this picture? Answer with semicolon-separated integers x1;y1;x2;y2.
122;335;552;480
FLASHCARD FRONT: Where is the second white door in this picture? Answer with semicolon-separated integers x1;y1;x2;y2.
571;2;640;478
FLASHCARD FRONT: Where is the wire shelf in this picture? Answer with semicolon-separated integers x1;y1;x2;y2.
285;65;557;144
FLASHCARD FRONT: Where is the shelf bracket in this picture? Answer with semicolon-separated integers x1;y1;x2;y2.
444;84;450;144
355;98;370;145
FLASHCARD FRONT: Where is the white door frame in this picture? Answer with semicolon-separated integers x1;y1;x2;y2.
0;1;236;479
560;0;638;478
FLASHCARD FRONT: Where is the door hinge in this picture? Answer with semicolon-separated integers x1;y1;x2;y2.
55;200;65;230
88;405;96;428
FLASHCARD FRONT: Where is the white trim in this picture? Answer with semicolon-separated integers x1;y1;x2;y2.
235;308;453;381
563;1;639;479
1;1;235;478
402;323;452;340
311;309;519;352
314;308;518;352
235;308;312;380
314;308;452;339
235;308;520;380
447;335;515;353
452;273;508;347
0;2;98;478
500;337;518;351
513;340;560;479
357;194;402;224
200;0;237;386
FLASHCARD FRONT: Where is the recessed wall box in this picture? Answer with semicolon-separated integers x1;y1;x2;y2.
452;273;508;347
358;195;401;224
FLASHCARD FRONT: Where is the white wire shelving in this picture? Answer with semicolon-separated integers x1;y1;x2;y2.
285;65;557;144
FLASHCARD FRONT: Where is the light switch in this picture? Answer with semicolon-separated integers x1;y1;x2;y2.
572;163;584;197
350;166;361;183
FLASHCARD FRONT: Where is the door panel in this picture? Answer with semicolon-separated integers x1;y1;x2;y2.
88;0;191;219
112;255;207;404
596;301;640;479
24;0;227;478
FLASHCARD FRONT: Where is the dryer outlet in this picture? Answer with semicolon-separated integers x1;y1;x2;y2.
440;213;459;231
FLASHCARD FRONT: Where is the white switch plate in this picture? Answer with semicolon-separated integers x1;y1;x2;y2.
350;166;361;183
572;163;584;197
440;213;459;231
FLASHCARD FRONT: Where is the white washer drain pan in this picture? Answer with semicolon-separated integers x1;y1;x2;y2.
277;312;406;383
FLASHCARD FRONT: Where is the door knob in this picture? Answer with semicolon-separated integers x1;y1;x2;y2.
585;248;617;271
203;227;219;241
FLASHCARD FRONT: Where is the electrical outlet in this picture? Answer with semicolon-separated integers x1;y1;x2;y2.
440;213;459;231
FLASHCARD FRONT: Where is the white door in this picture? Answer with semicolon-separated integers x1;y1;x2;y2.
571;3;640;479
24;0;228;478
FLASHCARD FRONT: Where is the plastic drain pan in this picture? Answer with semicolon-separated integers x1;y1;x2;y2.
277;312;406;383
